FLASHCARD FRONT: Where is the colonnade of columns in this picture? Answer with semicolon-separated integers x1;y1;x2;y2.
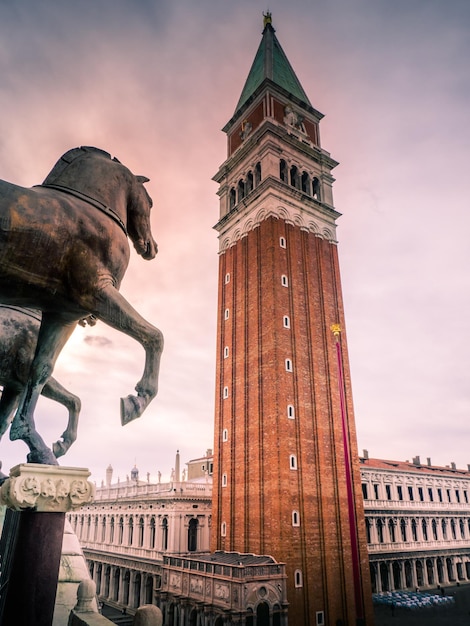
370;554;470;593
89;560;157;610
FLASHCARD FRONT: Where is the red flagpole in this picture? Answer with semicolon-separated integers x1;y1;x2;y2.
331;324;365;623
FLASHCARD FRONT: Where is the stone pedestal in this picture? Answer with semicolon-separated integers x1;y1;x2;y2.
0;464;95;626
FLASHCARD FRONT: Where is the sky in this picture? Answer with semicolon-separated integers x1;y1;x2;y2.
0;0;469;484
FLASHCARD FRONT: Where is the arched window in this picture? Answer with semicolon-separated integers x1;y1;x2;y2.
280;159;287;183
388;519;396;542
451;519;457;540
294;569;303;588
411;519;418;542
138;517;145;547
101;517;107;543
224;308;229;320
432;518;438;540
225;272;230;284
365;518;371;543
118;517;124;545
279;236;286;249
128;517;134;546
222;428;228;442
421;518;428;541
246;171;254;194
223;386;229;399
224;346;229;358
110;517;115;543
377;519;384;543
162;517;168;550
188;518;198;552
94;516;99;541
400;518;407;542
149;517;156;549
229;188;236;209
442;519;447;539
312;177;321;200
287;405;295;419
290;165;300;189
237;179;245;202
292;510;300;527
460;518;465;539
281;275;288;287
222;473;228;487
301;171;310;195
221;521;226;537
255;162;262;186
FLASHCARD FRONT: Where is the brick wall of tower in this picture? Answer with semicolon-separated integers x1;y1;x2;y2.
212;216;373;625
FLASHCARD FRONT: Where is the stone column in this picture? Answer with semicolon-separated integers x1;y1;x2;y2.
0;463;94;626
376;561;383;593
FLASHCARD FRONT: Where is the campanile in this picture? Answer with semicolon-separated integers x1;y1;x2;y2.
212;14;373;626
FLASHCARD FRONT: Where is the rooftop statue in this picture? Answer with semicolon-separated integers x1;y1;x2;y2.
0;147;163;464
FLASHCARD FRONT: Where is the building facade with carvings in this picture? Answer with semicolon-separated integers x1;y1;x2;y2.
361;453;470;594
69;451;287;625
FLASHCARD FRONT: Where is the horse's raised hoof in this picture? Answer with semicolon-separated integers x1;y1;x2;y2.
120;395;146;426
27;448;59;466
53;440;67;458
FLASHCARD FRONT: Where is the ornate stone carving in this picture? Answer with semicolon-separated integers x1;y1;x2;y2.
0;463;95;512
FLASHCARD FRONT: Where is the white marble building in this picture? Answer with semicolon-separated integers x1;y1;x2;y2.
360;452;470;593
68;451;213;612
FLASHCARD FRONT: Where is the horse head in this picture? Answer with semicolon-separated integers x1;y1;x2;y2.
127;174;158;260
43;147;158;260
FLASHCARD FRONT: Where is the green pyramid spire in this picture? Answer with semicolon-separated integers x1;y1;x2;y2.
235;13;312;113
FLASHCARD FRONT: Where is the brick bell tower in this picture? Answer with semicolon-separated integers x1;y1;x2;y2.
211;14;373;626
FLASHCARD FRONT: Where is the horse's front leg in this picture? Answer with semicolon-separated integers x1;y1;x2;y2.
93;286;163;425
10;314;76;464
41;377;81;458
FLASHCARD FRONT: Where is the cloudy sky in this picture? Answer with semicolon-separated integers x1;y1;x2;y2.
0;0;469;483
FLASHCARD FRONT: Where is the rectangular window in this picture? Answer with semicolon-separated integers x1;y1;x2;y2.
361;483;368;500
418;487;424;501
397;485;403;501
428;487;434;502
437;488;443;502
464;491;468;503
447;489;452;503
408;486;414;501
456;490;461;503
373;484;379;499
385;485;392;500
316;612;325;626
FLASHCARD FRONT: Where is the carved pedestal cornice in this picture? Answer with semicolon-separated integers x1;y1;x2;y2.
0;463;95;512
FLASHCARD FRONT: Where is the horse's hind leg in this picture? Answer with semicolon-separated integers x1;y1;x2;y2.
10;313;76;464
92;285;163;425
0;385;21;437
41;378;81;458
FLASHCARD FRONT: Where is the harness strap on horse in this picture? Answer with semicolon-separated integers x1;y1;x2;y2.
35;183;127;235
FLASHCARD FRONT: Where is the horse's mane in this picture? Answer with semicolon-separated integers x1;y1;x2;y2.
42;146;120;185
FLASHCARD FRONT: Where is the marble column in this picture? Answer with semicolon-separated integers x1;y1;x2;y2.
0;463;94;626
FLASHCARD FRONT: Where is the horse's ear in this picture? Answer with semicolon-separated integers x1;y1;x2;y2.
136;175;150;184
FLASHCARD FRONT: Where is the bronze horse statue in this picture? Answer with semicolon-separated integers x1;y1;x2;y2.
0;146;163;464
0;305;89;458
